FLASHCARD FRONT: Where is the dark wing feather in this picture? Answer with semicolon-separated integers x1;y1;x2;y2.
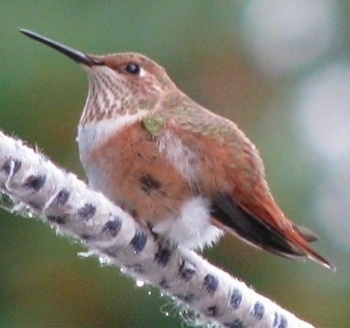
211;193;310;259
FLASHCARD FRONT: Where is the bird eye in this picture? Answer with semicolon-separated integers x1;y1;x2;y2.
125;63;141;75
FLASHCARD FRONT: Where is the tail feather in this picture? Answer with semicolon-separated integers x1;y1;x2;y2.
294;224;319;243
286;226;336;271
211;193;335;271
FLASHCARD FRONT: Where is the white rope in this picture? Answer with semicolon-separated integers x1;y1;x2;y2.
0;131;314;328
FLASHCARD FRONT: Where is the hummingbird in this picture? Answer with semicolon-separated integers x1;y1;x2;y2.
20;29;334;270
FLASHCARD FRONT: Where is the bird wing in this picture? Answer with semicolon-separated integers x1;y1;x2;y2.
163;103;334;270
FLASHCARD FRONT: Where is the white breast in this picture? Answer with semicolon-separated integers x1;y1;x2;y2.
78;112;148;160
77;112;149;188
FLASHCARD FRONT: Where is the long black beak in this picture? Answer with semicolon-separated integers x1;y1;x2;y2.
20;29;103;66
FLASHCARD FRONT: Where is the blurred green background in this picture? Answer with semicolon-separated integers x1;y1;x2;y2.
1;1;349;327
